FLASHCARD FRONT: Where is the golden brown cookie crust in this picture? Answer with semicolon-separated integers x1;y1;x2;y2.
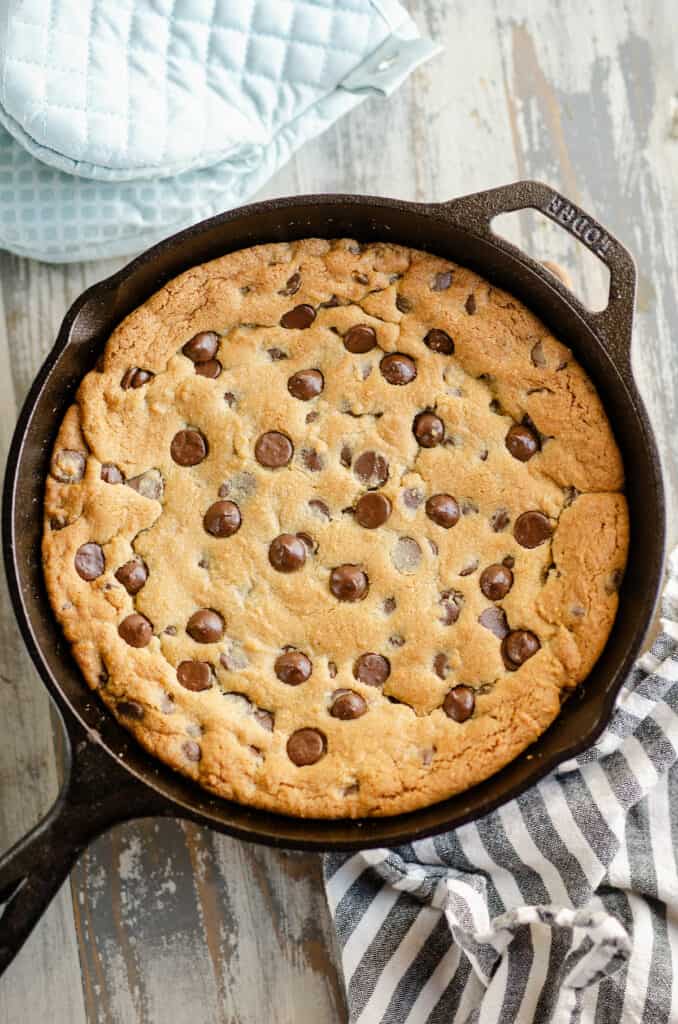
42;239;629;818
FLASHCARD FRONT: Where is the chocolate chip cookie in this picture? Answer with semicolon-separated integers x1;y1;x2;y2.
43;239;629;817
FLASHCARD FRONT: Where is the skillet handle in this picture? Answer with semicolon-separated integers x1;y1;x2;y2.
435;180;636;368
0;713;172;977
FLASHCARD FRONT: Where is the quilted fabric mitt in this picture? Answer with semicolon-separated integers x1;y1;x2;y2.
0;0;440;262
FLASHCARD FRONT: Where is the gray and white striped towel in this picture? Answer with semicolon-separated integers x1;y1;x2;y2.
324;548;678;1023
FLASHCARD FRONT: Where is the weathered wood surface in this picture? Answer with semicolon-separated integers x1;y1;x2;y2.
0;1;676;1020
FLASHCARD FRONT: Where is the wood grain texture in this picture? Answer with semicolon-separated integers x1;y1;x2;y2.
0;1;676;1020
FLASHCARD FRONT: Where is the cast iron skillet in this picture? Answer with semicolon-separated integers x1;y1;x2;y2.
0;181;665;975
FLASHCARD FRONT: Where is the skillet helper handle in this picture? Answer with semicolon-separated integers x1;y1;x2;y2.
0;719;171;977
435;180;637;368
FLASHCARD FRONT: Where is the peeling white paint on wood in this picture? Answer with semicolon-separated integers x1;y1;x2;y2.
0;2;676;1021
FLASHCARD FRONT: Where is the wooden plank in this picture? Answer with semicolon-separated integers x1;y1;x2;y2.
0;257;88;1023
71;822;346;1023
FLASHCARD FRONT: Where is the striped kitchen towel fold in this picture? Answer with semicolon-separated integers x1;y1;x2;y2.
324;547;678;1023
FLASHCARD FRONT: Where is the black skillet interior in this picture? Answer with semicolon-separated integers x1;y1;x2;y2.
3;182;666;856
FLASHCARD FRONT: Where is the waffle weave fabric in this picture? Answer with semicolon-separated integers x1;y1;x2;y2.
0;0;439;261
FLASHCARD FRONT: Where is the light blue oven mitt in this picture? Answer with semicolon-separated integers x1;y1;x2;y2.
0;0;440;263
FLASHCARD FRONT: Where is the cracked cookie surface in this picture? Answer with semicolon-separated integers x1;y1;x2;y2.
43;239;629;818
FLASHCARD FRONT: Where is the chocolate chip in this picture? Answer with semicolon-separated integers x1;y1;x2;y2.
382;596;396;615
439;590;463;625
301;448;323;472
465;294;477;315
121;368;154;389
204;500;241;537
433;653;448;678
330;565;368;602
355;492;391;529
396;295;412;313
297;531;317;554
424;329;454;355
280;304;315;329
425;494;460;529
605;568;624;594
177;661;213;691
183;740;202;762
354;653;390;686
254;708;275;731
503;555;515;568
392;537;422;574
514;511;553;548
220;642;248;671
287;728;326;765
117;699;145;720
340;445;352;468
443;686;475;722
380;353;417;385
164;625;177;635
115;557;148;594
279;272;301;296
343;324;377;353
225;473;256;502
50;516;68;531
431;270;453;291
288;368;324;400
506;423;540;461
171;429;208;466
269;534;306;573
309;498;330;519
403;487;424;509
195;359;222;378
74;542;105;581
354;451;389;489
531;341;547;367
320;294;341;308
118;613;153;647
413;412;444;447
331;690;367;719
223;692;252;712
478;607;509;638
186;609;224;643
275;650;312;685
502;629;540;668
267;347;288;362
255;431;293;468
491;508;510;532
459;558;479;577
51;449;86;483
480;563;514;600
224;392;236;407
101;463;123;484
183;331;219;363
353;272;369;285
